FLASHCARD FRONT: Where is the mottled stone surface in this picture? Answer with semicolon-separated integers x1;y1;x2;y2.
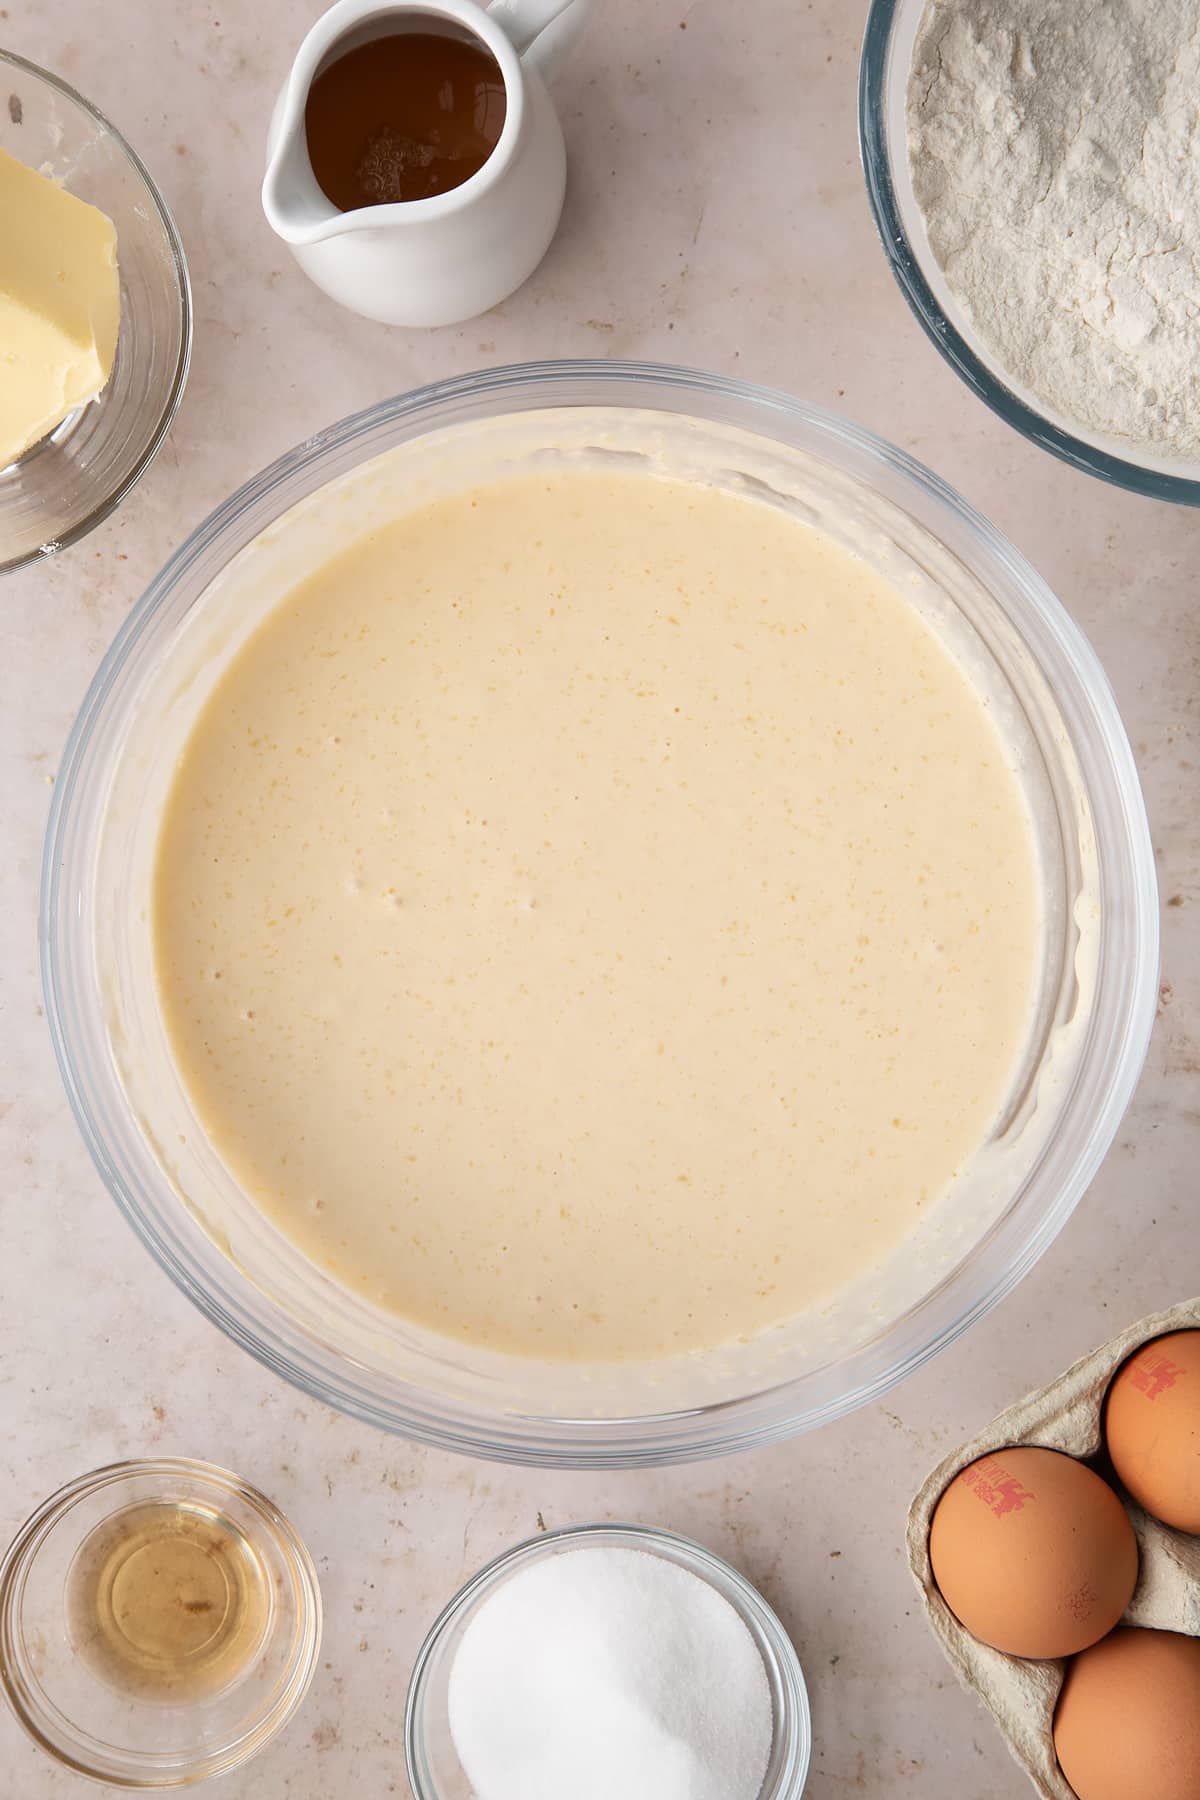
1;1;1196;1793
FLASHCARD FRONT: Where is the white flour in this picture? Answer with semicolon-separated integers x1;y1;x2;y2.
906;0;1200;461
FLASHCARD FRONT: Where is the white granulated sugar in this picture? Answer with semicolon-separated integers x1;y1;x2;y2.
907;0;1200;459
446;1545;774;1800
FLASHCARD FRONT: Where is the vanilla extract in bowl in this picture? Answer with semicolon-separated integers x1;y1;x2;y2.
66;1499;272;1703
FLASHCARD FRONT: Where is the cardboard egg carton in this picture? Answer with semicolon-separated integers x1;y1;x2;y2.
906;1298;1200;1799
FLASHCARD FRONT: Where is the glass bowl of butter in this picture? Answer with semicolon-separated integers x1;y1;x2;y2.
40;361;1159;1468
0;51;191;574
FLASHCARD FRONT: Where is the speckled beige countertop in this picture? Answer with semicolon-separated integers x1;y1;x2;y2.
1;2;1197;1795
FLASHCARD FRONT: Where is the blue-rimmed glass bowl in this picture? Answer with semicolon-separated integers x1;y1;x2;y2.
859;0;1200;505
40;360;1158;1467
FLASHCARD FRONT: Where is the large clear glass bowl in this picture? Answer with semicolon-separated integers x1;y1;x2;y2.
41;361;1159;1468
0;50;192;573
859;0;1200;505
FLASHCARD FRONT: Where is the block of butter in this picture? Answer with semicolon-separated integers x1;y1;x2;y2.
0;147;120;468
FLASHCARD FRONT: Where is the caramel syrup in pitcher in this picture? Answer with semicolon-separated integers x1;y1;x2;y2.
305;31;507;209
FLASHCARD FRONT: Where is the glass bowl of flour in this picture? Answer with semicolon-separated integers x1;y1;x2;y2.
41;361;1158;1466
860;0;1200;502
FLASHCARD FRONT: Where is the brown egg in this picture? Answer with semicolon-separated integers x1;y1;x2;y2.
929;1445;1138;1658
1105;1329;1200;1533
1054;1628;1200;1800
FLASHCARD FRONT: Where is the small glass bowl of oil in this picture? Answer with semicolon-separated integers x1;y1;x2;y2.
0;1459;321;1787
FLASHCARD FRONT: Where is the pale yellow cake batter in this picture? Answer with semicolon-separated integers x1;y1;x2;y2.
153;469;1041;1361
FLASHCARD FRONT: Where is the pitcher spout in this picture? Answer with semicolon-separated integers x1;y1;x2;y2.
262;0;387;247
262;110;345;248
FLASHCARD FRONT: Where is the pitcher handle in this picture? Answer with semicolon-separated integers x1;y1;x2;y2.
488;0;590;78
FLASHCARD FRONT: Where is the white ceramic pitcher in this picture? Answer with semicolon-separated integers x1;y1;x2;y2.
262;0;588;327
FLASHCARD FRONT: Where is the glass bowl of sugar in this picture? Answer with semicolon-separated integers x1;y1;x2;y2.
860;0;1200;503
405;1521;811;1800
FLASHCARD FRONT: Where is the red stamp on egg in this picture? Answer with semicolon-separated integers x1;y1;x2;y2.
960;1457;1036;1517
1128;1351;1184;1400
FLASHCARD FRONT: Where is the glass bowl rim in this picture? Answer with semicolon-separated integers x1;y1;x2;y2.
0;1456;322;1788
857;0;1200;507
0;48;194;576
403;1519;812;1800
40;357;1160;1467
